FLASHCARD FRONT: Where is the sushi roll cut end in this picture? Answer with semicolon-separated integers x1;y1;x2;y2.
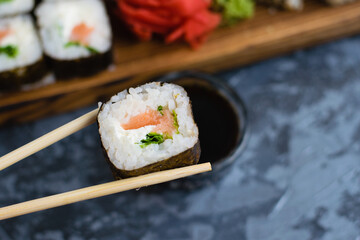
0;0;34;18
98;82;200;179
0;15;47;91
35;0;113;79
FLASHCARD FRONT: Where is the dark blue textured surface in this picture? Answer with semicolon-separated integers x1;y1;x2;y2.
1;35;360;240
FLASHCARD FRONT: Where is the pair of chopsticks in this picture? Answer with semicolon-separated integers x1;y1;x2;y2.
0;108;212;220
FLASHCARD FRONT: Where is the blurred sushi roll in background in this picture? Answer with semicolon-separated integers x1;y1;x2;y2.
0;15;47;91
98;82;200;179
324;0;356;5
0;0;35;18
35;0;113;79
257;0;303;10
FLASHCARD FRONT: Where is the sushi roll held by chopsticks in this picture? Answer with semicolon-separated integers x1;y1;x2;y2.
35;0;112;79
0;15;47;91
98;82;201;179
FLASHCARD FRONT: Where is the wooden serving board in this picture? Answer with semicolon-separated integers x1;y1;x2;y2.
1;0;360;125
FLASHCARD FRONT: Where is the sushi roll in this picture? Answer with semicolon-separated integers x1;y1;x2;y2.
323;0;356;6
257;0;303;10
35;0;112;79
0;0;35;18
97;82;200;179
0;15;47;91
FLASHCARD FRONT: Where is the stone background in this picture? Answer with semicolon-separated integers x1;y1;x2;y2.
1;35;360;240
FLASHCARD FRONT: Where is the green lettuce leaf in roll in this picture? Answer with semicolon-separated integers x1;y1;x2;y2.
0;45;18;58
0;0;14;4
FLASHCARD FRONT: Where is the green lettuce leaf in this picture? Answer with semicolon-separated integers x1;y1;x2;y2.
0;0;13;3
139;133;164;148
0;45;18;58
64;41;99;54
172;110;179;134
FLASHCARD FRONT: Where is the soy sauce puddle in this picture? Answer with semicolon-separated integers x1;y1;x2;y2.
146;73;246;190
183;84;240;165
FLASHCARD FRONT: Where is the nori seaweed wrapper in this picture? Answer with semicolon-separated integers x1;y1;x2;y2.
0;58;48;91
48;49;112;79
106;140;200;179
97;102;201;180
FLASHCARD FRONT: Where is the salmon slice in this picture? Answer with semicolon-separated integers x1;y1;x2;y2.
70;22;94;45
122;108;176;136
122;109;161;130
0;29;10;44
153;109;176;136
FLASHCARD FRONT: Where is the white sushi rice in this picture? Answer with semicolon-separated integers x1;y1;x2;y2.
35;0;112;60
0;0;34;17
0;15;43;73
98;83;199;171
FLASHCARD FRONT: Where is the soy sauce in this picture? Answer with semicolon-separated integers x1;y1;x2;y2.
183;84;240;164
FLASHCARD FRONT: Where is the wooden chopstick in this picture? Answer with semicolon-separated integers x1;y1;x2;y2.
0;107;211;220
0;162;211;220
0;108;98;171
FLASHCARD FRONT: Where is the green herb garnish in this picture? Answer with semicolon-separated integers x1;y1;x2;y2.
139;133;164;148
64;41;99;54
0;45;18;58
213;0;254;25
163;133;173;140
85;46;99;54
172;110;179;134
157;106;164;116
65;41;81;48
0;0;13;3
